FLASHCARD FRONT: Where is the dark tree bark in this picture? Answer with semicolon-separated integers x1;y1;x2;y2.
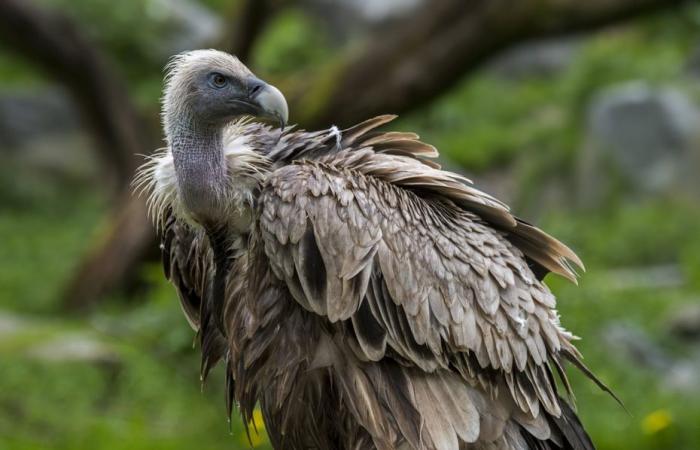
0;0;157;310
220;0;277;62
296;0;690;129
61;192;154;310
0;0;152;189
0;0;687;310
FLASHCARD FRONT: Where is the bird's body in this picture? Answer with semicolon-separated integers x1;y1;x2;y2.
136;50;609;450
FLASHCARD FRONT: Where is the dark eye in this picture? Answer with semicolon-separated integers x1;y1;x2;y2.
210;73;227;88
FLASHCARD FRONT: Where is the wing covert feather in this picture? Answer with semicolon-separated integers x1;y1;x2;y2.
161;209;210;329
160;209;227;381
258;161;578;416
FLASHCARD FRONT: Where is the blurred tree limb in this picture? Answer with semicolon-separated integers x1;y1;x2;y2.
293;0;691;128
0;0;159;309
0;0;688;310
220;0;278;62
0;0;150;189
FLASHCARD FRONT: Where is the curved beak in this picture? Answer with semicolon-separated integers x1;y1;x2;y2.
246;78;289;129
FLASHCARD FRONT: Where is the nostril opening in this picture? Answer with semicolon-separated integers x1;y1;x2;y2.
250;83;264;97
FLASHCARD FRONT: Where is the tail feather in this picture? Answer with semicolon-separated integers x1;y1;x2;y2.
553;399;595;450
517;397;594;450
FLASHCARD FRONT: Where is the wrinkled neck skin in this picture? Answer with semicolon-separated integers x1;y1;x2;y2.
167;110;242;338
167;110;228;228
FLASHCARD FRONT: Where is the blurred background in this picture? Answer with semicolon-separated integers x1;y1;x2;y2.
1;0;700;449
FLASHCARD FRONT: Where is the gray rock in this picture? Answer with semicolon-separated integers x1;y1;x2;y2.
304;0;422;38
0;311;121;368
603;264;685;291
149;0;222;56
487;37;582;79
334;0;421;22
0;312;27;337
579;83;700;205
601;318;700;394
0;89;100;181
664;358;700;393
19;132;99;180
27;333;121;366
0;89;80;149
666;302;700;341
602;323;672;371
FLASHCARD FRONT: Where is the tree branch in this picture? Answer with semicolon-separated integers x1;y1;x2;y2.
0;0;158;310
0;0;150;188
295;0;689;129
61;192;154;311
220;0;279;62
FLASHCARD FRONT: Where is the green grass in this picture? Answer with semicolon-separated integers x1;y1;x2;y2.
0;175;271;449
0;168;105;314
0;344;271;450
542;197;700;450
549;279;700;450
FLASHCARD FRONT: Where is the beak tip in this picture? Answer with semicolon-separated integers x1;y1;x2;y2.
255;82;288;130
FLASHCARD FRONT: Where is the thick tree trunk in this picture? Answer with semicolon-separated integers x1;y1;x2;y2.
0;0;687;310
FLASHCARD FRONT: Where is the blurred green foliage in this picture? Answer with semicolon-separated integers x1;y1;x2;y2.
400;10;699;174
1;2;700;450
252;9;333;77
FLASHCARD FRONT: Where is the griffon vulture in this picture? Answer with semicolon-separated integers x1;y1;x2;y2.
135;49;614;450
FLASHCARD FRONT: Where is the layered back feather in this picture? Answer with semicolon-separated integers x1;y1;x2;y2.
139;114;611;450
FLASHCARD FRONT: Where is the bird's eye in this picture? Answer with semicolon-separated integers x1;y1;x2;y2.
210;73;227;88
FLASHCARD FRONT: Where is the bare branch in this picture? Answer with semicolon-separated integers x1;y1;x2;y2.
0;0;150;188
221;0;278;62
61;193;155;311
296;0;689;128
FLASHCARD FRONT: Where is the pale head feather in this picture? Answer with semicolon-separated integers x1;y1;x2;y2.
161;49;254;140
135;50;273;230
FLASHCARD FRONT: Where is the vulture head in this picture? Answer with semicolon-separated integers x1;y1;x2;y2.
162;49;288;134
159;50;286;228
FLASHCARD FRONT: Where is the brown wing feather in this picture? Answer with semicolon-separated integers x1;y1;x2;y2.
160;209;227;381
258;157;604;448
159;115;597;449
258;161;599;448
258;160;593;440
336;116;583;282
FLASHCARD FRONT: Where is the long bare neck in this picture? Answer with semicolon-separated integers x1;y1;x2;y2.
168;113;227;225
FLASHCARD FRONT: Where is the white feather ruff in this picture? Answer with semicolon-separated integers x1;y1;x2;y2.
133;122;270;231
